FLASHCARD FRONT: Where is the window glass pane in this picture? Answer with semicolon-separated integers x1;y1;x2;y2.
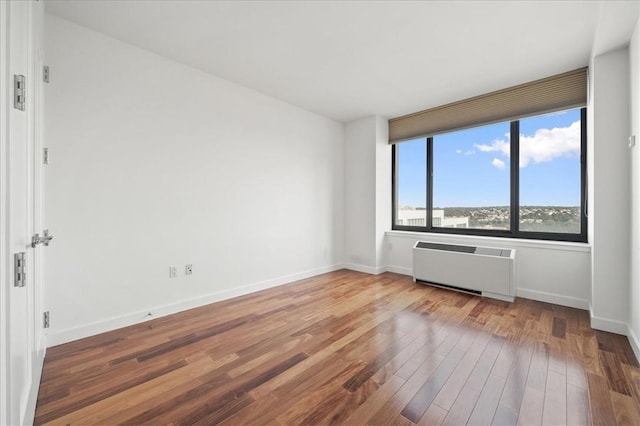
396;138;427;227
519;109;582;234
432;122;511;230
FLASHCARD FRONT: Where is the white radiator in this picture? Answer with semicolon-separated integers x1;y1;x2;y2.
412;241;516;302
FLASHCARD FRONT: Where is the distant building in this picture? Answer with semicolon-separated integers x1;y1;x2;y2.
397;208;469;228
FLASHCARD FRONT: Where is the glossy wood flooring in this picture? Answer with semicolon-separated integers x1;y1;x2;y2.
35;270;640;425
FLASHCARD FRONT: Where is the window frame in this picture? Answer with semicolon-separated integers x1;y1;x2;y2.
391;108;587;243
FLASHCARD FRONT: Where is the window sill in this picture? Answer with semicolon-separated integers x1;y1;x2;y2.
385;230;591;253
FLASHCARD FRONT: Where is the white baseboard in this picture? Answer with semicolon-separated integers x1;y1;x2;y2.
47;263;344;347
385;265;412;276
516;288;589;310
627;325;640;363
381;268;590;310
589;307;629;335
344;263;387;275
24;348;45;426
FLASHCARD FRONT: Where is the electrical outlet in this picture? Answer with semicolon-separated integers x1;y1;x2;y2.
169;266;177;278
185;264;193;275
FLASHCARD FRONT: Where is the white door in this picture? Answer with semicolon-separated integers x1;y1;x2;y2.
1;1;46;424
8;2;34;424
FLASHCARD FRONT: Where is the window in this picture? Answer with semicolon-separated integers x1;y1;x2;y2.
395;139;427;227
392;107;587;242
432;122;511;231
518;110;583;234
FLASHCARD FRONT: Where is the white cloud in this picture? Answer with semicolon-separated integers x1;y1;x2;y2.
464;150;476;156
476;138;509;155
474;120;580;167
492;158;506;169
456;149;462;154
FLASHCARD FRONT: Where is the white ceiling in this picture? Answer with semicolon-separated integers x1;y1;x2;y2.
45;0;639;123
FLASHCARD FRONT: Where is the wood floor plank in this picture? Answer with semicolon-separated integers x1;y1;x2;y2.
588;372;619;425
552;316;567;339
541;369;567;426
466;373;506;425
496;342;534;414
273;360;368;425
366;351;447;425
566;383;590;426
465;335;504;391
440;385;480;425
611;390;640;426
432;330;491;410
33;270;640;425
517;386;544;426
41;356;218;425
601;350;634;396
623;363;640;408
342;374;405;425
400;347;466;423
401;328;477;422
418;403;448;426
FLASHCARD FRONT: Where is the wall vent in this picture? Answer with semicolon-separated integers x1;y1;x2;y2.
412;241;516;302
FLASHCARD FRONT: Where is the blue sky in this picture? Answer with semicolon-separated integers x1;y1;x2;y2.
397;108;581;208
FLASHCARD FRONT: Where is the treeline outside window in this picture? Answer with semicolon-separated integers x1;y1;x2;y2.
392;107;587;242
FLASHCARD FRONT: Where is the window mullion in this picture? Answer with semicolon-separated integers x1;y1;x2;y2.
510;121;519;234
580;107;587;240
426;137;433;229
391;145;397;228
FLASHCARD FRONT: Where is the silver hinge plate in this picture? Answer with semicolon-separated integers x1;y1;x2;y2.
32;229;53;248
14;75;25;111
43;311;50;329
14;252;26;287
43;147;49;165
43;66;50;83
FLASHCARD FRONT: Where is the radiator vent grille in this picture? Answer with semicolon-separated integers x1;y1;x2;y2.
416;280;482;296
415;242;475;253
415;241;512;257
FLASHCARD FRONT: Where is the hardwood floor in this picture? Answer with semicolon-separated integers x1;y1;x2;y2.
35;270;640;425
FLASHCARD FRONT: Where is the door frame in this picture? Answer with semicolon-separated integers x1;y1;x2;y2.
30;0;45;360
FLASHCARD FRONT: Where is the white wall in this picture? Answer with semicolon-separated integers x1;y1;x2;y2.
375;117;392;268
344;117;376;271
344;115;390;274
44;15;345;345
628;17;640;357
590;47;631;334
386;232;591;309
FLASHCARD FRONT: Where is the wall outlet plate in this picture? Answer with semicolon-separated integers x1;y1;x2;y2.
169;266;177;278
185;264;193;275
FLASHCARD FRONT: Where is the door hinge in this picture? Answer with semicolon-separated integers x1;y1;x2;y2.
43;147;49;165
14;252;26;287
14;75;25;111
32;229;53;247
43;311;50;329
43;66;50;83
